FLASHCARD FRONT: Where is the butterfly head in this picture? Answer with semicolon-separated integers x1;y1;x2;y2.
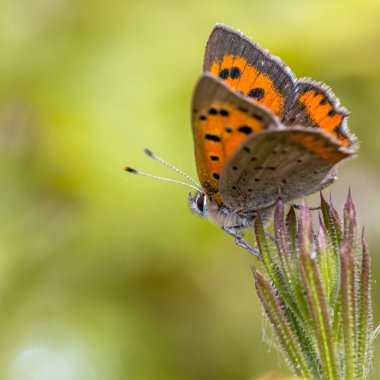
188;191;208;218
188;188;254;232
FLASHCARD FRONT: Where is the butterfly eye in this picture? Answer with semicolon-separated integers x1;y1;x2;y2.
196;193;205;212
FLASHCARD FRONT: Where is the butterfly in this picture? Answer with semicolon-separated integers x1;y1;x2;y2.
126;24;357;258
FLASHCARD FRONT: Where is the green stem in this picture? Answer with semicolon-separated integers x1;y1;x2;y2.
300;250;338;380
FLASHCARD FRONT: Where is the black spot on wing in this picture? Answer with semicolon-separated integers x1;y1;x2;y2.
238;126;253;135
219;68;230;79
205;134;221;142
248;87;265;100
230;67;241;79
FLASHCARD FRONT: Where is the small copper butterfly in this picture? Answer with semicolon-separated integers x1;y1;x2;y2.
126;24;358;258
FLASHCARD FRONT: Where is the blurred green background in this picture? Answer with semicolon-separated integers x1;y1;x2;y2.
1;0;380;379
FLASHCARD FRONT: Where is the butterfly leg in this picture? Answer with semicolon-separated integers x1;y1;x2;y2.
222;226;262;259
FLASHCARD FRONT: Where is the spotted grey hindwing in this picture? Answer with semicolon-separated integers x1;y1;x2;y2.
192;73;282;201
284;80;357;149
203;23;297;119
219;127;355;210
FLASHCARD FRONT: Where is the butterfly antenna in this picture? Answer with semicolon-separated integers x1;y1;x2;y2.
144;149;201;189
124;166;200;192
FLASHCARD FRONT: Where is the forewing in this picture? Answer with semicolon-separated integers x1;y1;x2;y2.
192;73;281;200
284;80;357;148
219;128;355;210
203;23;297;119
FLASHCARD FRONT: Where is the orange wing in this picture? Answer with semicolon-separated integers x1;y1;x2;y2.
283;81;356;148
192;73;281;202
203;24;297;119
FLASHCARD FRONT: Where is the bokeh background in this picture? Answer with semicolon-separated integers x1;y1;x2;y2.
1;0;380;379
